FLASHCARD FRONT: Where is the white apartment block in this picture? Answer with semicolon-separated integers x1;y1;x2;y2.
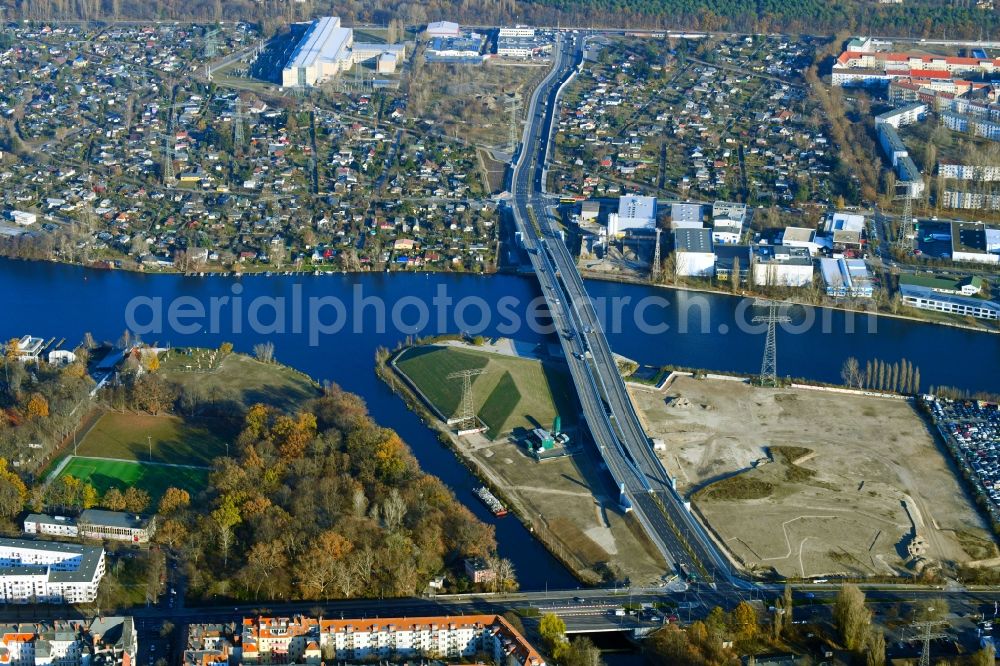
938;163;1000;181
942;190;1000;211
943;111;1000;141
874;102;927;128
0;540;104;604
238;615;544;666
498;26;535;38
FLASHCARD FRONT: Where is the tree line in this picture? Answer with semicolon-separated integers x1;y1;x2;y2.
841;356;921;395
7;0;998;41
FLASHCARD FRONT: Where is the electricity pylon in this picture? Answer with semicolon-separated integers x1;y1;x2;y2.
651;227;662;282
908;618;948;666
204;28;221;59
163;136;174;182
895;182;915;254
752;299;791;387
447;368;487;431
234;97;246;147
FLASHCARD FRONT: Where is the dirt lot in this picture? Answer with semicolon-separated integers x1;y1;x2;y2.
468;434;668;586
630;375;995;579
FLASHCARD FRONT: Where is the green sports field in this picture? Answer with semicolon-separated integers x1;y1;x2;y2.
76;411;229;466
395;345;577;438
57;457;209;502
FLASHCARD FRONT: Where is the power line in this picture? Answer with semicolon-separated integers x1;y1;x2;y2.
752;299;790;387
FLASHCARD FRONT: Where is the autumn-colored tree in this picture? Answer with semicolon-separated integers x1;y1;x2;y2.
144;353;160;373
273;411;317;459
154;518;189;550
157;487;191;515
0;459;27;519
81;484;99;509
122;486;151;513
730;600;759;644
103;487;127;511
219;342;233;355
210;496;241;567
25;393;49;419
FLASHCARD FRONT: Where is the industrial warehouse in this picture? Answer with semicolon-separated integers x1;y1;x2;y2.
281;17;405;88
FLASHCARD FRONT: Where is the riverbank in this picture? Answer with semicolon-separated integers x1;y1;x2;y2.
578;267;1000;335
0;253;498;279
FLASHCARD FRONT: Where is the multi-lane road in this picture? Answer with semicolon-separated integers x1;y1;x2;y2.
505;32;740;589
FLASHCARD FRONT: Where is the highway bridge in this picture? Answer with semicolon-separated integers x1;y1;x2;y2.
506;32;741;588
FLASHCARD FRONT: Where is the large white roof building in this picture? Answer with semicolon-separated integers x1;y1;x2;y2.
282;17;405;88
608;195;657;236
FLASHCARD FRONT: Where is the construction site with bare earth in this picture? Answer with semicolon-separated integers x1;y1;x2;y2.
629;374;998;580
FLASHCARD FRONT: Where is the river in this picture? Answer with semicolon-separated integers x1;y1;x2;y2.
2;259;997;589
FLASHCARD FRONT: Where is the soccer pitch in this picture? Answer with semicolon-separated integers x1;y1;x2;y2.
57;456;209;502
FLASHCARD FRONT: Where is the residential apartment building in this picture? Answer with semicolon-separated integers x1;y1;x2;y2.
938;163;1000;181
874;102;928;128
942;190;1000;210
0;617;135;666
498;26;535;38
0;540;105;604
876;123;925;196
833;49;1000;87
234;614;544;666
942;111;1000;141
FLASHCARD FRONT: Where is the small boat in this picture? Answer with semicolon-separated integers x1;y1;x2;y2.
474;486;508;517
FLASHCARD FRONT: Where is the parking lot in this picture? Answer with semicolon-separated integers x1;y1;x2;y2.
926;396;1000;525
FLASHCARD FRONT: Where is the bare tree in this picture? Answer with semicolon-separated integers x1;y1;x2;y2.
841;357;862;388
381;489;407;532
253;341;275;364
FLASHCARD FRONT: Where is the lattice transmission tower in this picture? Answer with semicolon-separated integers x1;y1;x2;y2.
651;227;662;282
908;618;948;666
234;97;246;147
895;182;915;254
204;28;221;59
752;299;791;386
161;135;174;183
447;369;487;431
